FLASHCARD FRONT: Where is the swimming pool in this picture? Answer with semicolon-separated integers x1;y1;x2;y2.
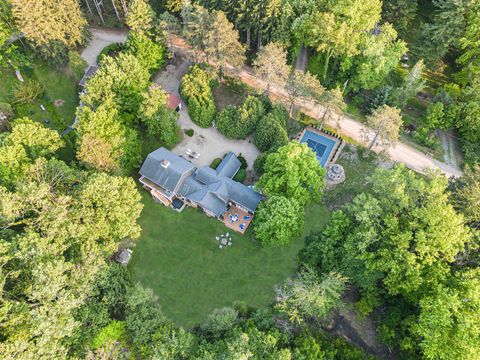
300;130;338;167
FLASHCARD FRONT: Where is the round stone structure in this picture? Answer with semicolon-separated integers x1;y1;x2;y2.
326;164;346;185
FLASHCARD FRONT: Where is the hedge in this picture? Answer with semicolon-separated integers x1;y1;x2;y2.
233;168;246;183
210;158;223;169
180;65;217;127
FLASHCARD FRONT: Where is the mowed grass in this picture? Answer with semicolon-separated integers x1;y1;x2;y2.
129;191;330;328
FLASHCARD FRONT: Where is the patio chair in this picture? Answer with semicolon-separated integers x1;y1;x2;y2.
195;153;200;159
226;232;229;237
239;224;245;230
186;148;192;155
243;215;250;220
228;242;232;246
219;245;223;249
215;236;219;241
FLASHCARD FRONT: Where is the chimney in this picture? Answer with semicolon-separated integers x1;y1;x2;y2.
161;159;170;168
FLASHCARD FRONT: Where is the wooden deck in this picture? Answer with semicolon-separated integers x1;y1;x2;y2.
223;205;253;234
140;176;173;206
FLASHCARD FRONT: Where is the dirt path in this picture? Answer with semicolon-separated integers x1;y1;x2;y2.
81;27;128;65
169;35;462;178
438;129;461;168
295;46;309;71
80;29;462;178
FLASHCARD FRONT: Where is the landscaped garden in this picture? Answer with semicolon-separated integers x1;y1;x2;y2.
129;191;330;327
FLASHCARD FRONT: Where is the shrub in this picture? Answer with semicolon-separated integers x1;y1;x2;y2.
215;106;240;137
366;85;393;114
68;51;88;81
233;168;246;182
254;114;288;152
201;307;238;337
253;152;269;176
237;154;247;169
269;105;289;130
91;321;126;350
424;102;446;130
216;96;266;139
180;65;216;127
97;43;125;64
209;157;222;169
11;80;44;104
184;128;194;137
0;103;14;132
413;127;441;150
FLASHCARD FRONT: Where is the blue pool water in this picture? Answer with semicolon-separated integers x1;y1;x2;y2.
300;130;337;167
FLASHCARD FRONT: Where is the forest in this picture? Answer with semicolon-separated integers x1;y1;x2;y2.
1;0;479;359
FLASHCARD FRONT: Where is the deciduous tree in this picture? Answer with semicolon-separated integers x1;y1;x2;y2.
0;160;142;359
286;70;325;119
257;142;326;206
451;164;480;226
139;85;180;145
366;104;403;150
254;195;304;246
275;266;347;324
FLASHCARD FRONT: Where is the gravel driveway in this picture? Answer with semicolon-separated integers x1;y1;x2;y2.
81;28;128;65
154;56;260;170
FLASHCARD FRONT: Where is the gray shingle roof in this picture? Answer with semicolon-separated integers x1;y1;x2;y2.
79;65;99;87
140;148;262;214
216;152;241;178
139;148;194;193
196;192;228;217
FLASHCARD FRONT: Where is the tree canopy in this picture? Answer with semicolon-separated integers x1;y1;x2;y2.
257;142;326;206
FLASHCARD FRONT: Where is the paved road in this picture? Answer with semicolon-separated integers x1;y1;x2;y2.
170;35;462;178
81;28;128;66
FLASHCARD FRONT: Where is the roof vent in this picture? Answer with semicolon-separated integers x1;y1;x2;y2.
161;159;170;168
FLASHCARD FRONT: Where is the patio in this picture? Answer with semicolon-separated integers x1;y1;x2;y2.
223;204;253;234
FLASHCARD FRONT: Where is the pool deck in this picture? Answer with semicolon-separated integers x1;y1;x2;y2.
296;127;343;167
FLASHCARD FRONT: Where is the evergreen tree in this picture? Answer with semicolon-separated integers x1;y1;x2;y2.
10;0;87;60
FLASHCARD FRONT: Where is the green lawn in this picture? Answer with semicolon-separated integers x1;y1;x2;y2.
1;63;79;162
129;191;330;328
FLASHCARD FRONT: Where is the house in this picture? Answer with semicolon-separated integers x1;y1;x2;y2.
139;148;263;233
